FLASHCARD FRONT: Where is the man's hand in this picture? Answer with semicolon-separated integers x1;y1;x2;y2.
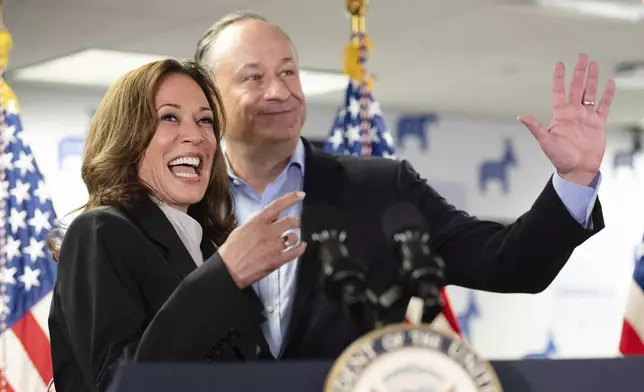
518;53;616;186
218;191;306;288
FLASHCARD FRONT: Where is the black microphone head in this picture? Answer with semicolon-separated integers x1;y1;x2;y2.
382;203;445;308
307;204;366;302
382;202;429;243
308;203;346;243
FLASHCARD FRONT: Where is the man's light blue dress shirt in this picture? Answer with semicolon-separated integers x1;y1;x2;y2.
222;139;600;357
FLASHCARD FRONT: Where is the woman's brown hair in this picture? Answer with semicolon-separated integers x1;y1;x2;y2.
48;59;235;261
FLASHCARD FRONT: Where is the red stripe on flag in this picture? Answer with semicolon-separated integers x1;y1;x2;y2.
11;311;53;384
440;288;462;335
619;320;644;355
0;373;16;392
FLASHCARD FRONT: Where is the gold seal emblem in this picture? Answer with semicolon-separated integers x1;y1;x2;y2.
324;323;503;392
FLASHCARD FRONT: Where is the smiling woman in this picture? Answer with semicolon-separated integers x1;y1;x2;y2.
46;59;307;392
50;59;233;248
137;71;222;214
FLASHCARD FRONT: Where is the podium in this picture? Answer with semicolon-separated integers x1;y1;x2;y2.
108;356;644;391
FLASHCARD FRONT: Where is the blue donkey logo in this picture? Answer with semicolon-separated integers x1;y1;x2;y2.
523;331;557;359
395;114;438;151
457;291;480;342
479;138;517;194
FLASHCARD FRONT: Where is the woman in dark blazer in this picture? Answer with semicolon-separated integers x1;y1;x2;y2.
48;59;306;392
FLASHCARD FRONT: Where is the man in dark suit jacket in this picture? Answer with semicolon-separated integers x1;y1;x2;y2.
191;12;616;361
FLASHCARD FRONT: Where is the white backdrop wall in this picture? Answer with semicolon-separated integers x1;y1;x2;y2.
11;82;644;360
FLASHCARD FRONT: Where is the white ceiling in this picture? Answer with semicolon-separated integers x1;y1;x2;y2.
3;0;644;128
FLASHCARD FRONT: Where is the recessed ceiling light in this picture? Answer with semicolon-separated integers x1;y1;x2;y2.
10;48;349;96
538;0;644;22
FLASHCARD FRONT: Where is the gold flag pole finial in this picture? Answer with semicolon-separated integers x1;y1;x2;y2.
344;0;374;156
343;0;373;90
347;0;367;35
347;0;367;15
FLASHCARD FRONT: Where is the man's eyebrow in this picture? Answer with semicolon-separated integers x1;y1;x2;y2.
236;57;295;73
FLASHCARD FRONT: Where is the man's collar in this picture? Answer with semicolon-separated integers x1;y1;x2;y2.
220;138;305;181
291;138;306;174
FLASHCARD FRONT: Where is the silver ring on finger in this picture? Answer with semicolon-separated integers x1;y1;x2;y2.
282;234;292;249
582;99;596;107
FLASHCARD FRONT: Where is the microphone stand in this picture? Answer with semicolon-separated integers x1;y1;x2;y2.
394;229;446;324
315;227;446;332
314;230;381;334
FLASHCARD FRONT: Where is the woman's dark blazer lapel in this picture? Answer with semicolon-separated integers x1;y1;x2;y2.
128;201;198;279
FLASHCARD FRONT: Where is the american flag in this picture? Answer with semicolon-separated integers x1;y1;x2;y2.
0;92;56;391
324;81;395;157
323;80;462;338
619;239;644;355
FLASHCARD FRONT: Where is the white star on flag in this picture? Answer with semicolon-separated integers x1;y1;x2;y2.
330;128;344;150
14;150;35;176
368;126;381;143
0;178;8;200
10;179;31;204
8;207;27;233
0;150;13;170
348;97;360;119
18;266;41;292
347;125;361;146
381;132;394;149
369;100;382;117
33;180;51;204
23;237;46;263
28;208;53;235
5;236;21;261
0;267;17;285
1;124;17;144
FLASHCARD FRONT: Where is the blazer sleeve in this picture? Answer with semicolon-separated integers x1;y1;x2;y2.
394;160;604;294
51;209;264;391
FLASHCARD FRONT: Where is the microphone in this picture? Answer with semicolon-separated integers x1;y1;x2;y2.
309;204;374;332
382;203;445;324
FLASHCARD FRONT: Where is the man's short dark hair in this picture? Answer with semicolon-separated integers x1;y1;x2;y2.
194;11;296;66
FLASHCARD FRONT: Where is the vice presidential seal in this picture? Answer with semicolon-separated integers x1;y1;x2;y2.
324;323;503;392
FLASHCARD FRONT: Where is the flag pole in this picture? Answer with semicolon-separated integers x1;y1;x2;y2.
346;0;374;156
0;0;9;389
